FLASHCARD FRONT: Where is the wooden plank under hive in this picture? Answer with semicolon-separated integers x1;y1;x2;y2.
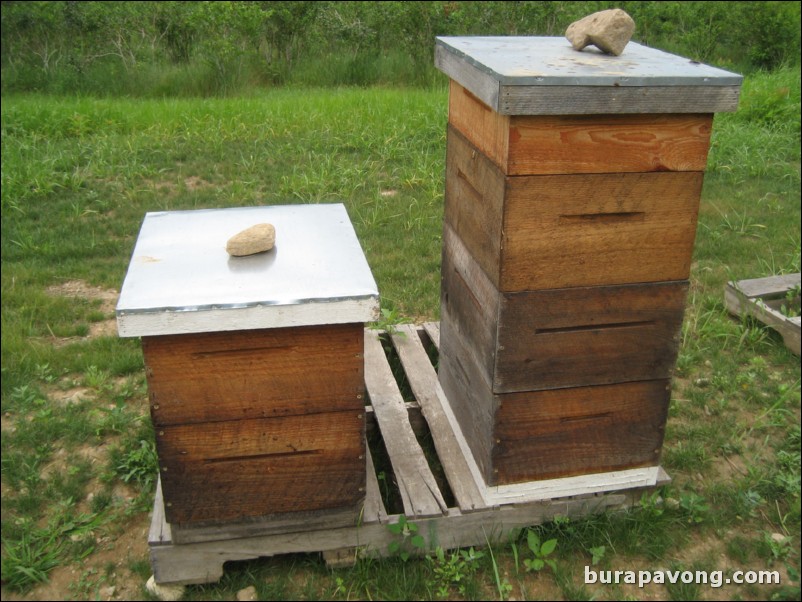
117;204;379;525
435;36;742;487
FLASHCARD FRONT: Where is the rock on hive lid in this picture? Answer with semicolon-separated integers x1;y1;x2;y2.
116;203;379;337
435;36;742;115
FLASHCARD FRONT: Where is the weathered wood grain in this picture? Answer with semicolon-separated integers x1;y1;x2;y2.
441;214;688;393
495;282;688;392
437;321;498;486
440;223;499;386
390;324;487;511
445;129;703;291
501;171;702;291
726;273;801;300
157;410;365;524
422;322;441;351
436;44;500;112
444;127;504;286
149;468;656;585
725;273;801;355
147;323;673;586
449;82;713;175
363;330;447;517
493;380;671;484
448;81;511;174
142;323;364;426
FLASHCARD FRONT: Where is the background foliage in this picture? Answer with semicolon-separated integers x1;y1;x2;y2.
2;1;800;95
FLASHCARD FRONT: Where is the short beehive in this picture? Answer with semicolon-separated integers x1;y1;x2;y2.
435;37;741;487
117;204;379;525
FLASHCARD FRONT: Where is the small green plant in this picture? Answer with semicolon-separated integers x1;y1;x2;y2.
83;365;110;390
113;439;158;490
679;492;710;524
780;284;801;318
371;307;409;336
386;514;425;561
0;523;64;592
426;546;484;598
762;532;793;564
588;545;606;566
639;490;666;519
523;528;558;573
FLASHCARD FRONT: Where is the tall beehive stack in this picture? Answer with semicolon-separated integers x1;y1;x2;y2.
117;204;379;525
435;37;741;488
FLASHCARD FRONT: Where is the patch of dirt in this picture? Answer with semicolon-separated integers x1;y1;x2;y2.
45;280;119;346
183;175;212;191
48;386;96;407
711;454;748;480
46;280;118;315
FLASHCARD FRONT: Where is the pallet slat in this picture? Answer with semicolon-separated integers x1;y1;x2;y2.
363;330;448;517
725;273;801;355
390;325;487;512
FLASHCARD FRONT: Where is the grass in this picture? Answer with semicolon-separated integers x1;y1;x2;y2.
1;65;800;600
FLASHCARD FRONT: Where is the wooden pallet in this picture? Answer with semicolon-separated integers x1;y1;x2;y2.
725;273;801;355
148;323;669;585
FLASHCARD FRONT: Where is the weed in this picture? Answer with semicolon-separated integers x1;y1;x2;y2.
780;284;801;318
0;521;64;592
664;563;701;601
426;546;484;599
371;307;410;336
588;545;606;566
485;536;513;601
678;492;710;524
112;438;158;491
522;528;558;573
386;515;425;562
761;532;794;564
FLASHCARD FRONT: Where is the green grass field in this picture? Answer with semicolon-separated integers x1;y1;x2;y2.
1;67;800;600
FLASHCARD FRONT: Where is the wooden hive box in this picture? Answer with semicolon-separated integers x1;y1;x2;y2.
117;204;379;525
435;37;742;488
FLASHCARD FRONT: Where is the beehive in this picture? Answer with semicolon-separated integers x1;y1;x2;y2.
435;37;741;487
117;204;379;525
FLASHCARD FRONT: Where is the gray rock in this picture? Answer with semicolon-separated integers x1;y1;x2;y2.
565;9;635;56
226;223;276;256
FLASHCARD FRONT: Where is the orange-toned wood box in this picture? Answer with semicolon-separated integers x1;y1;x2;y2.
116;204;379;525
435;37;742;487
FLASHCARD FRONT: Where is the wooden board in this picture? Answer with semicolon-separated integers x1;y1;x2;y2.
441;222;687;393
493;381;671;484
157;410;366;524
390;324;487;512
448;81;713;175
444;127;704;292
725;273;801;355
363;331;447;518
148;325;671;586
142;323;364;426
494;282;687;392
440;223;499;390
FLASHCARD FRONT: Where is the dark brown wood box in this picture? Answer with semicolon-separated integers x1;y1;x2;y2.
143;324;367;525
